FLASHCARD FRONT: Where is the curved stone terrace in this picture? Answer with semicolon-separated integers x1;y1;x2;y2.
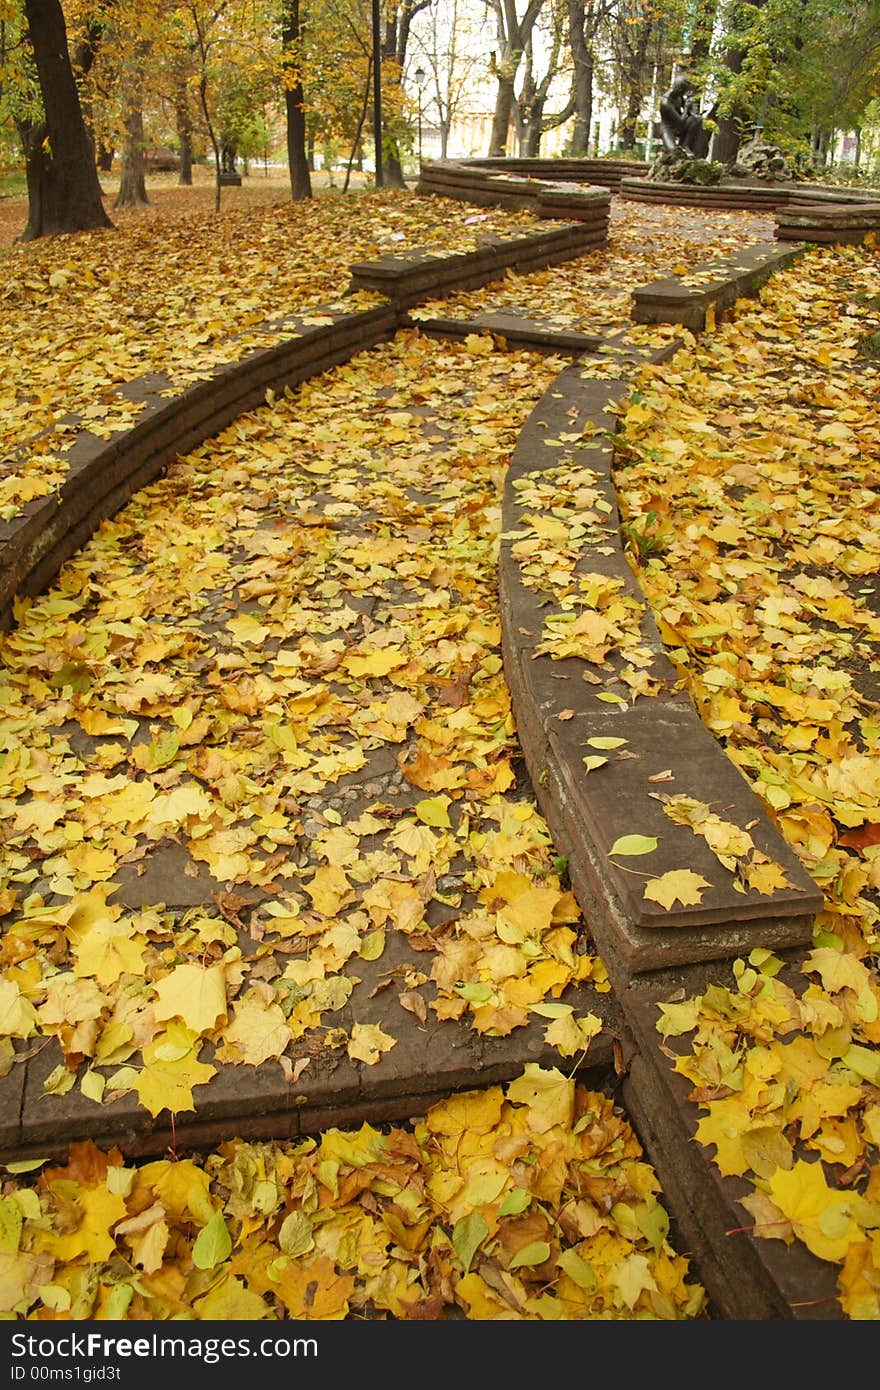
0;182;876;1321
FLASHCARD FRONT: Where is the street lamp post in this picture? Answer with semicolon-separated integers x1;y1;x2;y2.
372;0;383;187
414;66;426;169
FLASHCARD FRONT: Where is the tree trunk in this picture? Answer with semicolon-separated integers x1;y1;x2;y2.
617;12;653;152
711;0;767;164
713;108;742;163
20;0;112;242
175;85;193;186
115;102;149;208
567;0;594;157
523;112;544;156
381;2;423;188
282;0;312;200
96;142;114;172
490;75;516;156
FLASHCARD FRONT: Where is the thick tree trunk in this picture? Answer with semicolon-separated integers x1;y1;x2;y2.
713;108;743;163
115;35;150;209
617;15;653;151
567;0;594;157
20;0;112;241
523;113;544;156
567;0;594;156
489;76;516;156
282;0;312;200
712;0;767;164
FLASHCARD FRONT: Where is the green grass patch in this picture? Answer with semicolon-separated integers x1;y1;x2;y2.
0;168;26;198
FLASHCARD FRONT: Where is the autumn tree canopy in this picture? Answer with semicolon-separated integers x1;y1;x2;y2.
3;0;880;239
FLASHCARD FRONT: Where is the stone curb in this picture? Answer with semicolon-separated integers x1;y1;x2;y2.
348;222;606;308
5;988;622;1163
632;241;804;332
470;156;650;190
415;159;612;227
498;356;822;978
621;174;880;229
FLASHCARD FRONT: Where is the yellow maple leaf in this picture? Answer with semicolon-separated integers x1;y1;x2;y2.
643;868;711;910
35;1183;127;1263
347;1022;397;1065
137;1159;215;1225
805;948;873;998
543;1011;602;1057
694;1097;758;1177
152;963;227;1034
742;856;792;895
498;886;562;936
344;647;408;678
276;1255;356;1319
304;865;355;916
72;920;145;986
506;1064;574;1134
425;1086;505;1137
839;1235;880;1320
464;332;493;356
218;995;291;1066
0;980;37;1039
765;1160;863;1263
134;1040;216;1117
193;1273;269;1320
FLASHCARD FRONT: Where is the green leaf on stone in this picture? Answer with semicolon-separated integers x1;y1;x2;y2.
608;834;658;857
415;796;452;828
558;1248;597;1291
0;1197;22;1254
80;1069;105;1104
359;929;386;961
530;1002;572;1018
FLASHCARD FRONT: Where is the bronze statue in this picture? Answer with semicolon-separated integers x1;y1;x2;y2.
659;77;716;157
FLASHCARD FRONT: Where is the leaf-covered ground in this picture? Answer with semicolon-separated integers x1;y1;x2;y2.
0;185;828;1321
1;1071;707;1320
613;241;880;1319
0;185;773;525
0;316;708;1320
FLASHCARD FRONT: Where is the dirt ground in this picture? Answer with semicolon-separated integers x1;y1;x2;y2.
0;164;372;250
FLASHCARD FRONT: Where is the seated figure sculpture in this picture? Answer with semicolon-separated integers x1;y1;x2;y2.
659;76;716;157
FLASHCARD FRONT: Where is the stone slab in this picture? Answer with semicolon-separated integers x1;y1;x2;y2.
499;357;822;975
632;242;805;331
621;977;843;1320
411;310;603;355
